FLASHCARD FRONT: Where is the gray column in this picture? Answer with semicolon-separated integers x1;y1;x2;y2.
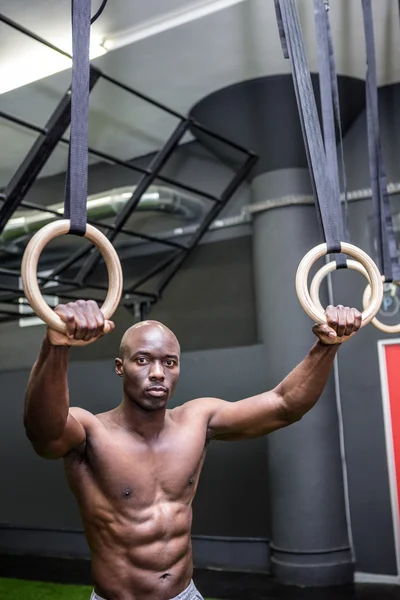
252;171;353;586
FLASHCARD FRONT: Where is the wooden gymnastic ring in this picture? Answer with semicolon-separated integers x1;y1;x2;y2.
295;242;383;326
310;258;399;333
363;281;400;334
309;259;367;315
21;220;123;333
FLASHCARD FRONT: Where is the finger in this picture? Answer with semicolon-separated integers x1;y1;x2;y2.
103;320;115;334
82;319;114;342
54;304;77;338
314;323;337;341
335;305;346;337
70;305;90;341
325;305;338;332
82;314;98;342
73;301;98;342
54;304;72;323
86;300;104;339
353;308;362;331
343;307;355;337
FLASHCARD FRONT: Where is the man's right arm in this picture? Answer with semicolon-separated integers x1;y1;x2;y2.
24;300;114;460
24;336;86;459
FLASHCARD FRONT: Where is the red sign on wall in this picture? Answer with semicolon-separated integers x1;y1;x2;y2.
379;341;400;577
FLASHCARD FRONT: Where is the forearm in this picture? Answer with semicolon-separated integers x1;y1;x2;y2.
275;340;339;421
24;335;70;443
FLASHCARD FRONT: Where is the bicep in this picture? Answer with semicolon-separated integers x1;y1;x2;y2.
207;391;290;441
31;408;90;460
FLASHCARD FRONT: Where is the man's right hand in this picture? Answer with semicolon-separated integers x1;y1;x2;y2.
47;300;115;346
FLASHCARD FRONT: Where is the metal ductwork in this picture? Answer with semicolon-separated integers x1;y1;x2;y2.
1;185;205;245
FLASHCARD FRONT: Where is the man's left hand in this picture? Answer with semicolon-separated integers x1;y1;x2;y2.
313;305;362;345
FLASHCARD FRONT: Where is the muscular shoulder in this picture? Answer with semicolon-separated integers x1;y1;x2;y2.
170;397;224;426
69;406;100;430
174;398;226;442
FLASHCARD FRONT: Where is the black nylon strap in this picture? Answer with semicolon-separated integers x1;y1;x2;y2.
314;0;339;204
64;0;91;236
277;0;342;254
362;0;400;282
325;4;349;250
274;0;289;59
314;0;346;268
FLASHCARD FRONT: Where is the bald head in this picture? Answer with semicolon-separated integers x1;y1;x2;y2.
115;320;180;407
119;320;180;361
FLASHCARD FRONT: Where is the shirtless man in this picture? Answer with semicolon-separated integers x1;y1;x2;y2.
24;299;361;600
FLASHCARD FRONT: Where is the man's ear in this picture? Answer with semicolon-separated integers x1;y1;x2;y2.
115;357;123;377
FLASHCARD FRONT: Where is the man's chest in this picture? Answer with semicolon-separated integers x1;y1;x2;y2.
66;425;208;506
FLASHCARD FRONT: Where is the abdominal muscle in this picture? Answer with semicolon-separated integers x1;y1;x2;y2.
81;498;194;600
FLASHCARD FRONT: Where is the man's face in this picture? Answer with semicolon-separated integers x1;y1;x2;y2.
115;323;180;411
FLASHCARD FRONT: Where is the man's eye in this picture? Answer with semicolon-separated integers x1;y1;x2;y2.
136;357;148;364
165;360;175;367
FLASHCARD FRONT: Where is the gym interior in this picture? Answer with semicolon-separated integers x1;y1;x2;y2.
1;1;400;599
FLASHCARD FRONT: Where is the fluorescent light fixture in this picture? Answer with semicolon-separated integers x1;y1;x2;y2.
0;37;106;95
0;0;245;94
103;0;246;51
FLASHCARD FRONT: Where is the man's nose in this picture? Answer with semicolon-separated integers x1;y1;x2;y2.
149;361;165;380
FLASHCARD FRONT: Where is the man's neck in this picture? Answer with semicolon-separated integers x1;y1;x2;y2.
117;398;167;440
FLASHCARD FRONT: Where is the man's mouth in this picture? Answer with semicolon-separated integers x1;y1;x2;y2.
146;385;168;397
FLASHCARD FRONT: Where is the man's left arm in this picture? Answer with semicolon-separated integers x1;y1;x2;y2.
205;305;361;441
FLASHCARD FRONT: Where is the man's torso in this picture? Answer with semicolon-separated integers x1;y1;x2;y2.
64;402;210;600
